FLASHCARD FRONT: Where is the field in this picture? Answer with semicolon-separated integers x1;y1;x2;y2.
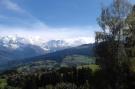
0;79;7;89
78;64;100;72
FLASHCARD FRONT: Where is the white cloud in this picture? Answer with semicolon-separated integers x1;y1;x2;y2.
1;0;24;13
0;23;99;43
0;0;99;43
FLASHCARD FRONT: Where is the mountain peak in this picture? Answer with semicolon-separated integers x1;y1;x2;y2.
0;35;91;50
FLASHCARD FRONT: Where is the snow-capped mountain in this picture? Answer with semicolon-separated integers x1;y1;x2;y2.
0;35;90;63
41;40;69;52
0;35;92;70
0;36;45;64
0;36;70;52
0;35;30;49
0;35;89;51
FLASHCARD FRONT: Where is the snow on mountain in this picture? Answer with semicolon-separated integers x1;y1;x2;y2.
0;35;30;49
41;40;70;52
0;35;90;51
0;35;91;62
0;35;92;68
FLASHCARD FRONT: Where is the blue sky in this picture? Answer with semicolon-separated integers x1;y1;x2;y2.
0;0;134;42
0;0;112;27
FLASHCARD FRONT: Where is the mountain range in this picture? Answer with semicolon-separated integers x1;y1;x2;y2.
0;35;94;71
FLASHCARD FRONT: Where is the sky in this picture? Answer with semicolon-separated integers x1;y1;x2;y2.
0;0;134;43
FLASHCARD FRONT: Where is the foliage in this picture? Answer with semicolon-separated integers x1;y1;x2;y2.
0;67;94;89
55;83;77;89
95;0;135;89
96;0;132;69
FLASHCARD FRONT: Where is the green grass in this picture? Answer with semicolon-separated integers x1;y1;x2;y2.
62;55;96;64
77;64;100;72
0;79;7;89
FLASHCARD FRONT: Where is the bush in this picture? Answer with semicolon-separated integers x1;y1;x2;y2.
55;83;77;89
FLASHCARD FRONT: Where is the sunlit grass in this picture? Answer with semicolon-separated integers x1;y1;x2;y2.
77;64;100;72
0;79;7;89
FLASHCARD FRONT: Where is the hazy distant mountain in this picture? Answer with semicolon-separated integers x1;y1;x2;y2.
0;43;95;71
41;40;70;52
0;35;91;65
0;35;87;52
0;45;45;66
24;44;95;63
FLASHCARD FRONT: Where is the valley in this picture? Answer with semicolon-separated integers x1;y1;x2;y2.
0;35;95;72
0;0;134;88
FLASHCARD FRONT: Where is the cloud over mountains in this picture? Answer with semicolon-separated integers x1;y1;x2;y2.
0;0;100;43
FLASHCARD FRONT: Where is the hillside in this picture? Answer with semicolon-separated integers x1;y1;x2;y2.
0;44;95;72
29;44;95;62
